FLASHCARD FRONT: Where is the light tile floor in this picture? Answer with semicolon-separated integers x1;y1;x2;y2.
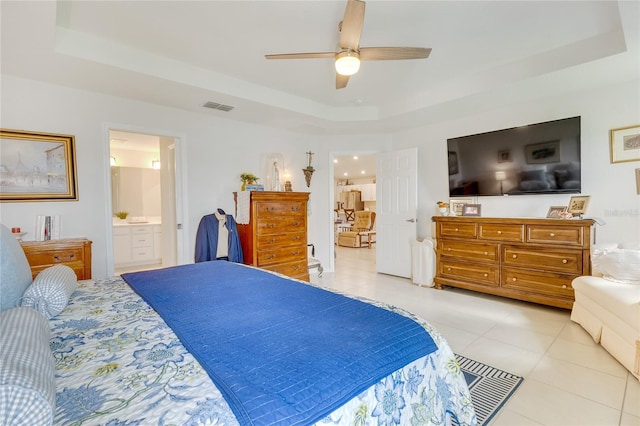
312;246;639;426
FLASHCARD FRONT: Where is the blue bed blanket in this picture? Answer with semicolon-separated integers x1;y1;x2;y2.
122;262;437;425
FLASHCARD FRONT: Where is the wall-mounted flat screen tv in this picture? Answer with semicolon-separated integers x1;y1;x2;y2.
447;116;581;197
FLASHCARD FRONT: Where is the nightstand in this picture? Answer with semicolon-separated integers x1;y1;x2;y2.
21;238;92;280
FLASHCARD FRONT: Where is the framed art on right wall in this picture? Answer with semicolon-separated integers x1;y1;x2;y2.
610;124;640;163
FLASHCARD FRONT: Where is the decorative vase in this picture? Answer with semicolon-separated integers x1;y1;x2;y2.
241;182;246;191
439;207;448;216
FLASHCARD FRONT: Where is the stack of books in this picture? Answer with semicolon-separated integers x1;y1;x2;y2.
36;215;60;241
244;184;264;191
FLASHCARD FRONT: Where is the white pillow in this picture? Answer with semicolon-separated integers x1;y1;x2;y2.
591;248;640;285
21;265;77;319
0;307;55;426
0;225;32;312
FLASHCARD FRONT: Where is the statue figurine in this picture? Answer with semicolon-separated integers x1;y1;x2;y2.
272;161;282;191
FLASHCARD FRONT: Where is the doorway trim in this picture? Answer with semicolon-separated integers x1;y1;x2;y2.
103;122;189;276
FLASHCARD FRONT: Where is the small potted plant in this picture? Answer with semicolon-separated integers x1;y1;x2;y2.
115;211;128;221
436;201;449;216
240;173;259;191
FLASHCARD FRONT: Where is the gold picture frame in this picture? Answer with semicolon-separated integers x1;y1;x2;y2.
449;198;473;216
0;129;78;202
610;124;640;163
567;195;591;216
546;205;568;218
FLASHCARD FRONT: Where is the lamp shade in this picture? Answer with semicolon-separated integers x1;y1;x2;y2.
495;171;506;181
335;51;360;76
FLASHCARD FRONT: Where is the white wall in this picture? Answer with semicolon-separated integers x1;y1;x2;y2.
391;79;640;244
0;75;389;277
2;75;638;278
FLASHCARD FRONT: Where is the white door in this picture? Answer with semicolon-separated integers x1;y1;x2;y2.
376;148;418;277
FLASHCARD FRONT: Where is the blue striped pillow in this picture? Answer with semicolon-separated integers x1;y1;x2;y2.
21;265;77;319
0;307;55;425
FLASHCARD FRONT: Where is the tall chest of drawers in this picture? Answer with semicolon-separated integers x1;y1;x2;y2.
235;191;310;281
21;238;92;280
432;217;594;309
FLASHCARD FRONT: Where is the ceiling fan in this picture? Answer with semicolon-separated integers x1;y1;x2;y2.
265;0;432;89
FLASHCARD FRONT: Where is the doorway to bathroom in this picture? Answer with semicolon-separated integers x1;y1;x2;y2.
109;130;179;275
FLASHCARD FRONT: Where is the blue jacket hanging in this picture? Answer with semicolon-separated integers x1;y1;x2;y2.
195;209;243;263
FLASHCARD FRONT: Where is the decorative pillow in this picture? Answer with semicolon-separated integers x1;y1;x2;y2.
0;225;32;312
0;307;55;426
592;248;640;285
21;265;77;319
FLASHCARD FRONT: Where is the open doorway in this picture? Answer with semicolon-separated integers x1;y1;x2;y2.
109;130;178;274
332;153;377;271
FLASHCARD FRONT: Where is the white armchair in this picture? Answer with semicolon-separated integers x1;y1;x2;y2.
571;243;640;380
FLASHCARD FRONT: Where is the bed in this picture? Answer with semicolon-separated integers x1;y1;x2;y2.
0;225;476;425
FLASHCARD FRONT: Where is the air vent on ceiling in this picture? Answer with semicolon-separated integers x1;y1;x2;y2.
203;101;234;112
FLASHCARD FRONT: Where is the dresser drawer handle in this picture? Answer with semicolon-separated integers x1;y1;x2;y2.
292;222;301;227
292;265;301;271
512;277;517;282
484;251;488;255
454;228;459;232
497;231;502;235
291;250;301;256
447;248;452;251
291;206;300;212
268;238;276;243
549;233;555;237
53;254;75;261
292;236;301;241
483;273;488;277
265;254;276;260
447;267;452;271
562;259;568;264
266;223;275;228
562;285;567;289
512;254;517;259
266;206;276;212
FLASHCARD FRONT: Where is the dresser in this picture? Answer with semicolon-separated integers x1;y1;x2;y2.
432;217;594;309
235;191;310;281
21;238;92;280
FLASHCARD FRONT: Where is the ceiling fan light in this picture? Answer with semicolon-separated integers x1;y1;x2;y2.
335;51;360;76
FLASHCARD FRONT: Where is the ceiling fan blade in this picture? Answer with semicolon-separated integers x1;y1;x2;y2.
339;0;365;50
265;52;335;60
359;47;432;61
336;73;350;89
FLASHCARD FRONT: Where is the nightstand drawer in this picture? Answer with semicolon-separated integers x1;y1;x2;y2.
21;238;92;280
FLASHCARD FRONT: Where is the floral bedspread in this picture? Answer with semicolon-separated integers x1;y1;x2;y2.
50;276;476;426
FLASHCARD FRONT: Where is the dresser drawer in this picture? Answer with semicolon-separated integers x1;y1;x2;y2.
257;231;306;248
438;222;477;239
503;246;582;274
526;225;584;246
264;259;309;280
479;223;524;242
256;201;305;216
439;240;498;263
502;267;575;299
439;259;499;286
257;245;307;266
256;216;305;233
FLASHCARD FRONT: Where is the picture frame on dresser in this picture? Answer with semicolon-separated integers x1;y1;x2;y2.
449;199;473;216
0;129;78;202
546;206;568;218
461;204;481;217
567;195;591;216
